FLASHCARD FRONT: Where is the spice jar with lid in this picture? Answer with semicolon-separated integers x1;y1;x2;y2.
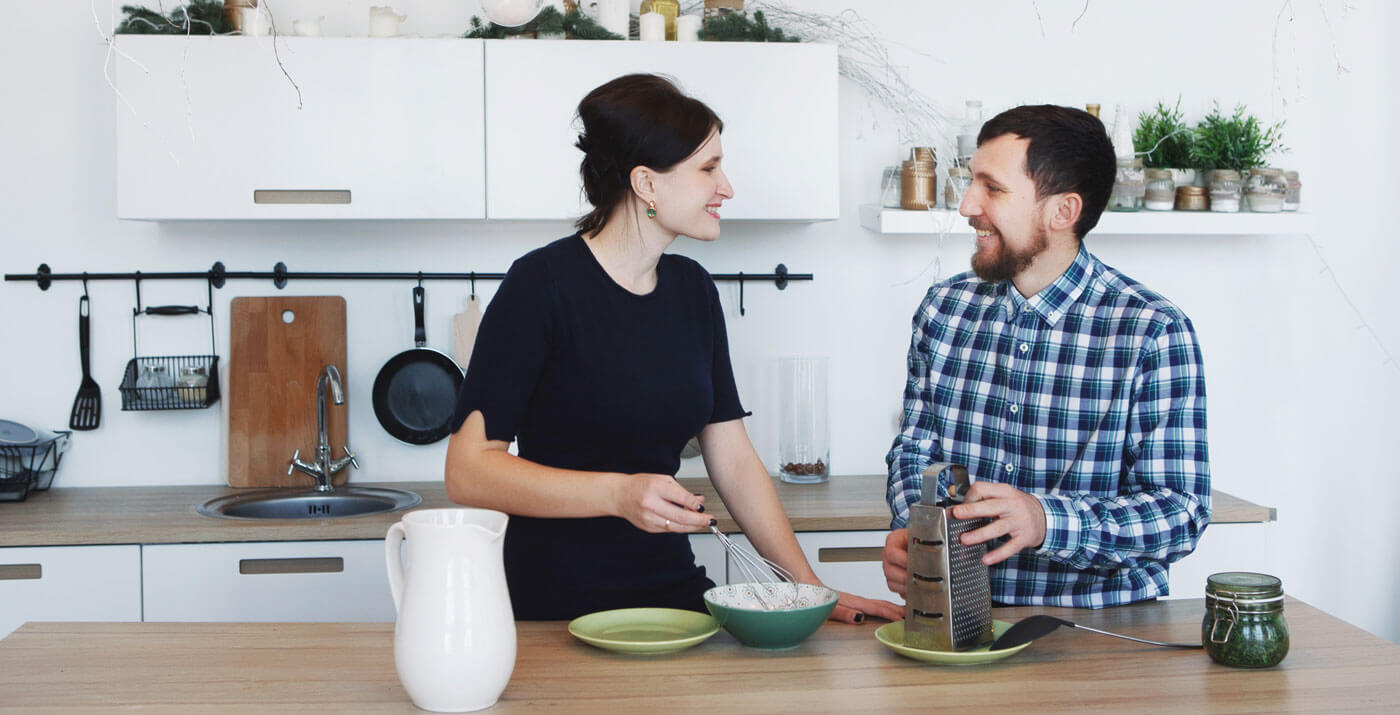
900;148;937;211
1144;168;1175;211
1208;170;1242;213
1174;185;1208;211
1202;572;1289;668
944;166;972;209
1109;157;1145;212
1283;170;1302;211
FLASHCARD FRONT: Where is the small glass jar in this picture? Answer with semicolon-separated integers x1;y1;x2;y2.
1144;168;1175;211
944;166;972;209
778;357;829;484
880;166;903;208
1174;185;1208;211
1245;167;1287;212
1208;170;1242;213
900;149;937;211
1109;157;1145;212
177;366;209;405
1202;572;1289;668
1283;170;1302;211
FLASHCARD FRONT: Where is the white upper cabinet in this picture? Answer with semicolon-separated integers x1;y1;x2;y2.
115;37;486;219
484;40;839;221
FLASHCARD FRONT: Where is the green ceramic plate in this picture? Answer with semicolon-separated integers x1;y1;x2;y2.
875;620;1030;665
568;608;720;655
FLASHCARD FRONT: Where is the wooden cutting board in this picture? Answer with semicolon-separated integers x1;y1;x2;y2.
228;296;348;488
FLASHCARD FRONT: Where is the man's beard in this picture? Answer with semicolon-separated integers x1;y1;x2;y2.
970;221;1048;283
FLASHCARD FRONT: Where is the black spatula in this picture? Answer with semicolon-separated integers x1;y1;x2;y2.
68;295;101;431
991;614;1202;650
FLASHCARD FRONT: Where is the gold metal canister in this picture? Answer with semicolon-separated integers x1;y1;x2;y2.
1085;104;1101;118
1175;185;1208;211
901;148;937;210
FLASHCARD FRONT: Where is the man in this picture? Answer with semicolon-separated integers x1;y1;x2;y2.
882;105;1210;608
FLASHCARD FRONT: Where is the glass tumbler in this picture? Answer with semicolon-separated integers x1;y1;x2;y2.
778;357;829;484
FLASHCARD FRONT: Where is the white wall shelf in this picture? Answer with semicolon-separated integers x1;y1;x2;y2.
860;205;1318;236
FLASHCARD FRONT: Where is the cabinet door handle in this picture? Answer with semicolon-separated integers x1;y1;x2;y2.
238;557;344;575
817;547;884;564
253;189;352;205
0;564;42;581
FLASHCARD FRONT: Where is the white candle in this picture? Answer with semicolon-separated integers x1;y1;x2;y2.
598;0;629;39
676;13;700;41
639;11;664;41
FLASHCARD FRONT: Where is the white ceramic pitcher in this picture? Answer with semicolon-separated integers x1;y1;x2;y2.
386;508;515;712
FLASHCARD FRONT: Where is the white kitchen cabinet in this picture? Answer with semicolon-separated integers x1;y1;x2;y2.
115;37;486;219
142;540;395;622
728;531;893;599
0;545;142;638
484;40;839;221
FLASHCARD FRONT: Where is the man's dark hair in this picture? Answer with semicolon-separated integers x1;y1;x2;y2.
977;105;1116;240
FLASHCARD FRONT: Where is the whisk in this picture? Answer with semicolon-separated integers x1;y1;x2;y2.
709;524;801;610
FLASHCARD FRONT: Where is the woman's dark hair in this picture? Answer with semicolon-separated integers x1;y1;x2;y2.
574;73;723;236
977;105;1116;240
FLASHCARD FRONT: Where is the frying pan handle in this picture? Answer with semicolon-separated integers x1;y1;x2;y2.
412;286;427;347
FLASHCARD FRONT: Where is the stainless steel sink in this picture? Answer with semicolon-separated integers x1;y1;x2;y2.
197;486;422;520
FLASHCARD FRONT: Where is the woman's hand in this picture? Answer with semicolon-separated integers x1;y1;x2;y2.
829;590;904;625
611;473;712;533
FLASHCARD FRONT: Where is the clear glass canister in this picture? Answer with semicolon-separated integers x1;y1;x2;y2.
1283;170;1301;211
1245;167;1287;213
881;166;903;208
1110;157;1145;211
944;166;972;209
1202;572;1289;668
1209;170;1242;213
778;356;829;484
1144;168;1175;211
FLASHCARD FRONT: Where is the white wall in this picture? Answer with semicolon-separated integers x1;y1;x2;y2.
2;2;1396;642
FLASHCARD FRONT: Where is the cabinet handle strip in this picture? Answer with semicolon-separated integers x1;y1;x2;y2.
0;564;42;581
238;557;344;575
253;190;352;205
817;546;884;563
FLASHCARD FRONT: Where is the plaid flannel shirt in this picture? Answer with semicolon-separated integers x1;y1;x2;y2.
886;245;1210;608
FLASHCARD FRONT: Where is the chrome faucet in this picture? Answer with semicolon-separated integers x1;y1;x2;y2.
288;365;359;492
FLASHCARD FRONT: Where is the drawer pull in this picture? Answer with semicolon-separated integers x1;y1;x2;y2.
239;557;344;575
817;546;884;564
0;564;42;581
253;189;352;205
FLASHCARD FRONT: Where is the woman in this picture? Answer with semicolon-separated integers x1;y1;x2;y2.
445;73;900;624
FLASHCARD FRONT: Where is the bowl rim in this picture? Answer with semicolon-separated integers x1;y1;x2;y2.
702;582;839;613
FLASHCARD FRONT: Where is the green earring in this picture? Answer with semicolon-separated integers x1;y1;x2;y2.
646;200;656;219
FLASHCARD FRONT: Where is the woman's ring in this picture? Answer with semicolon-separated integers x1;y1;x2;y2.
664;519;671;531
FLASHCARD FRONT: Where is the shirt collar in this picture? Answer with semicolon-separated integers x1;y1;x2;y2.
988;244;1096;327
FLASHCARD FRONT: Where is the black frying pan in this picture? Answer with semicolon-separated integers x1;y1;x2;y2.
372;286;464;445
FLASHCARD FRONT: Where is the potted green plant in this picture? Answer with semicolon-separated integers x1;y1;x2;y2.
1190;102;1286;174
1133;98;1197;188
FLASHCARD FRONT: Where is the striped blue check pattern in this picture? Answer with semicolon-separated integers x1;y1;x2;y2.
886;244;1210;608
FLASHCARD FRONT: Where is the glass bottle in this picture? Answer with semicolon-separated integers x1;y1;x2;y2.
1144;168;1175;211
944;166;972;210
956;100;983;165
1203;572;1289;668
778;357;829;484
640;0;679;40
1283;170;1301;211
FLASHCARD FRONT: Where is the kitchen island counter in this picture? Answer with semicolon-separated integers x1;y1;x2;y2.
1;597;1394;712
0;477;1274;547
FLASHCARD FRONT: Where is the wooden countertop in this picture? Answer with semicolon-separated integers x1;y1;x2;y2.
2;598;1393;712
0;476;1274;547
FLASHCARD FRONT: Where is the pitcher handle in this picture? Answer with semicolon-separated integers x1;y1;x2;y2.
385;521;407;613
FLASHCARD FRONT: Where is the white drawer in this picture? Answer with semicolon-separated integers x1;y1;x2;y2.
0;545;142;638
142;540;394;623
690;534;728;586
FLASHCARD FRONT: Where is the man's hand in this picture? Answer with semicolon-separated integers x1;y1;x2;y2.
881;528;910;597
951;482;1047;565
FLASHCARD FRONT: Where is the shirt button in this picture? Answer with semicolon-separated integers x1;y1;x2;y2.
1023;304;1033;312
1005;463;1015;474
1019;342;1030;353
1009;403;1019;414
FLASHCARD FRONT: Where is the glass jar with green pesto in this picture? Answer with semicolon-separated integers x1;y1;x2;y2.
1202;572;1289;668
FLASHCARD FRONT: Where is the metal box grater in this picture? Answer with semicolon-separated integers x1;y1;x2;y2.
904;463;994;651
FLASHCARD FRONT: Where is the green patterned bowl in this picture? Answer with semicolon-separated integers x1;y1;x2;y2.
703;582;838;650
